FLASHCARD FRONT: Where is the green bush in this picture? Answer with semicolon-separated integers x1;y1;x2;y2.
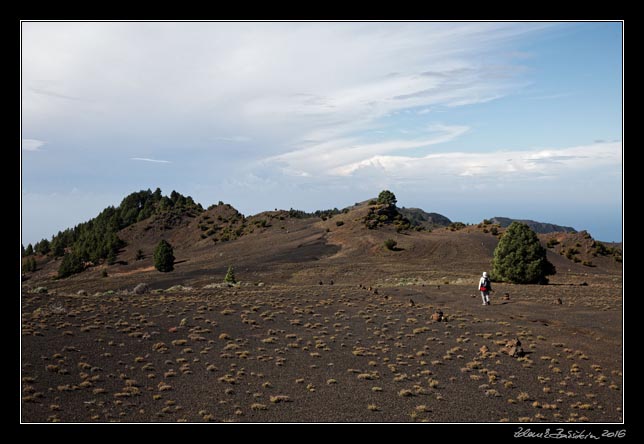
565;248;579;260
395;222;411;233
224;265;236;284
593;241;611;256
58;253;85;278
448;222;466;231
492;222;555;284
377;190;397;207
384;239;398;251
546;238;560;248
153;240;175;272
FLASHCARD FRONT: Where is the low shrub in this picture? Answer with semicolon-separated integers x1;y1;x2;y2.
384;239;398;251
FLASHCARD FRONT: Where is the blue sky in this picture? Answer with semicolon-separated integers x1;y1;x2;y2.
21;22;622;245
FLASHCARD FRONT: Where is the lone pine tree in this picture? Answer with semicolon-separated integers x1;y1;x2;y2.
153;240;175;272
492;222;556;284
224;265;236;284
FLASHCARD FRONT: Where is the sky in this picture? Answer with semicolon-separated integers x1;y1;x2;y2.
21;21;623;245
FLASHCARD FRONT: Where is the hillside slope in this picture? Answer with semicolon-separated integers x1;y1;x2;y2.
398;207;451;229
23;199;621;294
490;217;576;234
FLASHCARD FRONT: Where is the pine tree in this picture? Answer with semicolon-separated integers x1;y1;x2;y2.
51;237;65;257
25;244;34;256
22;257;37;273
377;190;397;207
58;253;85;278
153;240;175;272
492;222;556;284
35;239;50;255
224;265;236;284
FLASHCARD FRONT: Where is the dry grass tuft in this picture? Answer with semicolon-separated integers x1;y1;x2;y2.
517;392;531;401
251;403;268;410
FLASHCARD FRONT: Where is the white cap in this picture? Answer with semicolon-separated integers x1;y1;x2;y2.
482;272;488;277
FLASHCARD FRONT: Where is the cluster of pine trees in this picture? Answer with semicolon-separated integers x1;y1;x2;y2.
22;188;202;278
287;207;347;220
22;257;37;273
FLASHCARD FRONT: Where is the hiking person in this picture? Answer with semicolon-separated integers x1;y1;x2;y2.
479;271;492;305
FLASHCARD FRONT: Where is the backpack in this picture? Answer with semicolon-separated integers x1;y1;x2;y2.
480;277;489;291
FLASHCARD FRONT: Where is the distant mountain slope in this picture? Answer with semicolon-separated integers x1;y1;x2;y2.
27;188;615;286
399;207;452;229
539;230;622;269
490;217;576;234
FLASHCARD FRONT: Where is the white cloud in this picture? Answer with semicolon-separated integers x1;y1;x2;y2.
130;157;171;164
22;138;45;151
21;22;547;159
332;141;621;181
266;124;470;177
